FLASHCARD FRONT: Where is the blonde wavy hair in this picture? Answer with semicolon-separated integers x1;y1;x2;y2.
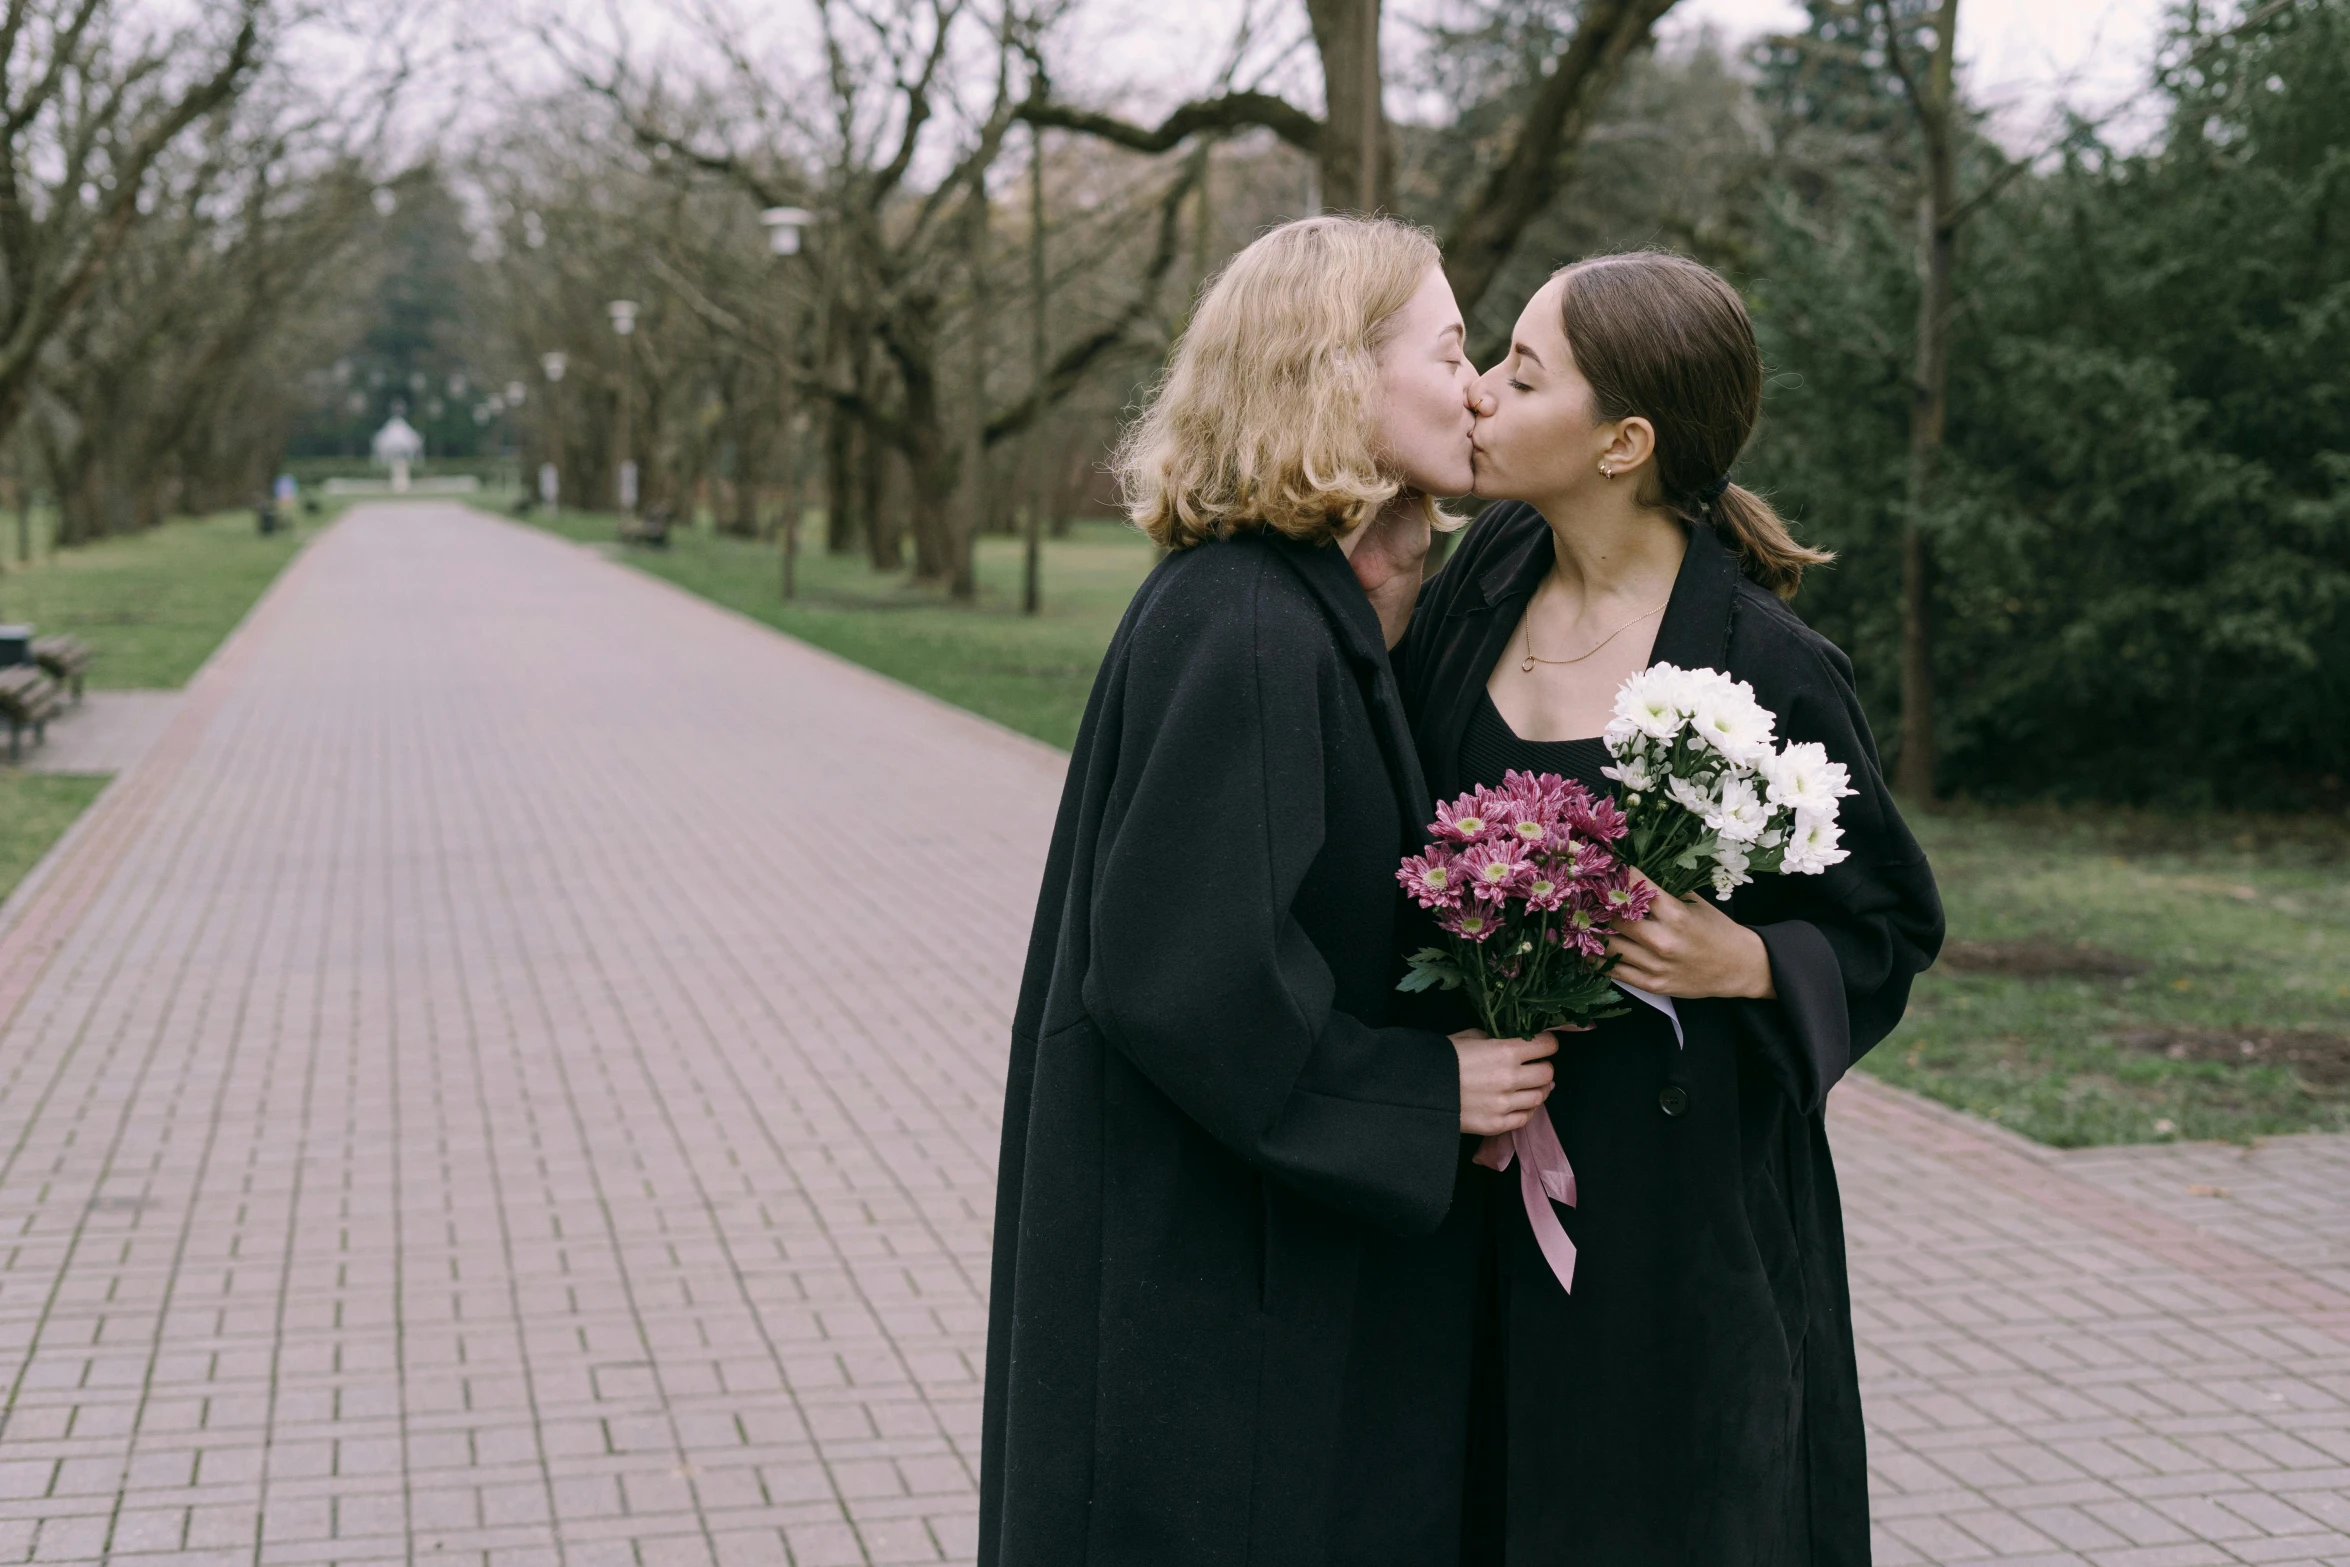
1115;215;1459;551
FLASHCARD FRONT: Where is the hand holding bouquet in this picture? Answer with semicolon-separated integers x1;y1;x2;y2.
1601;662;1855;900
1394;771;1659;1038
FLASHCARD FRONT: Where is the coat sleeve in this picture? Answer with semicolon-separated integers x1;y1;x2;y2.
1080;561;1464;1236
1733;630;1945;1115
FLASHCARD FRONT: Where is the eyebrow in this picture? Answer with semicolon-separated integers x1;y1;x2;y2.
1512;339;1544;368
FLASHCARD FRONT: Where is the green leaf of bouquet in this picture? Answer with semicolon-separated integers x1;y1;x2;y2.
1396;949;1465;994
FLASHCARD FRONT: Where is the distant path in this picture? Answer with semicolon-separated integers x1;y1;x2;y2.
0;501;2337;1566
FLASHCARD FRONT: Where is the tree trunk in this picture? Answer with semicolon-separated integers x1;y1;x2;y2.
827;404;859;554
1304;0;1389;212
1025;127;1050;615
861;418;900;571
907;422;951;584
1894;0;1959;802
952;196;991;602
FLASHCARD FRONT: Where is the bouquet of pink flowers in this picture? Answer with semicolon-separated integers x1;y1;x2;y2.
1395;770;1660;1037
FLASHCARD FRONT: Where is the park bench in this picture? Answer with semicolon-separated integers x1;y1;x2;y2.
618;503;672;548
0;664;63;763
30;635;91;703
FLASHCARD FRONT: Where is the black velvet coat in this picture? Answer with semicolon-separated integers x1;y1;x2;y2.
1395;505;1945;1567
980;528;1483;1567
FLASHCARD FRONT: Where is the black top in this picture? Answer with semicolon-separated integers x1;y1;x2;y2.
1455;687;1613;798
983;528;1484;1567
1394;504;1944;1567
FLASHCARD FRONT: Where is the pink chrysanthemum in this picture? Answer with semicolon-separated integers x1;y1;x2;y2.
1441;901;1502;943
1568;794;1631;843
1395;851;1463;909
1461;836;1534;902
1556;904;1610;959
1558;838;1616;882
1499;769;1561;822
1431;793;1497;844
1522;870;1569;912
1598;871;1659;924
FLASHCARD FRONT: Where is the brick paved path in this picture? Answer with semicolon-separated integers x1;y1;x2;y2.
0;503;2340;1566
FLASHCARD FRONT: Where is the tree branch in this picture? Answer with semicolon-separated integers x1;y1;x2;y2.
1438;0;1680;315
1016;88;1320;158
983;146;1204;446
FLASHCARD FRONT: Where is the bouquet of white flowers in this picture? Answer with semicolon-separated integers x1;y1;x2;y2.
1601;662;1856;901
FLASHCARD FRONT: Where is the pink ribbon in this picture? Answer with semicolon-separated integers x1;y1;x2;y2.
1477;988;1679;1296
1475;1103;1578;1293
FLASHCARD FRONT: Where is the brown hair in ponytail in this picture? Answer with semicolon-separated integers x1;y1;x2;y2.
1552;252;1832;598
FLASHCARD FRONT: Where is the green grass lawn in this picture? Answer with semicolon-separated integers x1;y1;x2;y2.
0;506;310;905
0;773;108;907
520;504;1156;749
0;506;308;687
514;500;2350;1146
1863;809;2350;1146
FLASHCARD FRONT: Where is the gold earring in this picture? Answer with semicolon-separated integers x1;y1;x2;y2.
1598;461;1613;479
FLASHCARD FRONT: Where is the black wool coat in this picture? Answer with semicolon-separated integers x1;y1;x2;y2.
1395;504;1945;1567
980;528;1486;1567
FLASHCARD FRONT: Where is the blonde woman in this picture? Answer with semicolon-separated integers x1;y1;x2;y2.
980;217;1555;1566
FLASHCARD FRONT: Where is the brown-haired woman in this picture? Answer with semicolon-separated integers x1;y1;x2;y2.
982;215;1558;1567
1395;252;1944;1564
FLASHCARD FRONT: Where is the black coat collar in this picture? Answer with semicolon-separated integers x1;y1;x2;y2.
1267;531;1435;837
1457;511;1742;670
1415;510;1744;804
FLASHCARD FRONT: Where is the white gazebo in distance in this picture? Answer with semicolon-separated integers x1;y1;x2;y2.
371;414;425;492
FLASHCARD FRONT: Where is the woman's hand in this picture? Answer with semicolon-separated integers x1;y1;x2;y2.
1453;1028;1558;1135
1344;501;1434;649
1606;870;1777;999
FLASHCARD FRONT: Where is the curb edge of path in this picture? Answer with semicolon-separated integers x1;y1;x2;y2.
0;518;336;1038
1836;1072;2350;1348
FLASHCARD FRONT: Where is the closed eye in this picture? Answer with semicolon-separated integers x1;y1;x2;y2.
1508;378;1532;393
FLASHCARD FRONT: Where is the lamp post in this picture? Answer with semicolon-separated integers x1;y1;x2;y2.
497;381;527;493
608;300;639;516
760;207;814;256
761;208;817;598
540;352;568;514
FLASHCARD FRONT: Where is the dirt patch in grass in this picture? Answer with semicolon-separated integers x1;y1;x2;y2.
2116;1026;2350;1088
1935;937;2151;979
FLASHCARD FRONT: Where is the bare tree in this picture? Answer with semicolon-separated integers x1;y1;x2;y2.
529;0;1203;595
1018;0;1682;314
1873;0;1958;799
31;54;384;542
0;0;269;449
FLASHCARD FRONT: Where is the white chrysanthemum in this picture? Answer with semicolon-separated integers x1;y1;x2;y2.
1602;755;1655;793
1709;842;1752;900
1761;741;1854;814
1614;662;1693;742
1689;682;1777;767
1666;774;1717;817
1781;814;1849;875
1705;776;1771;844
1677;665;1739;701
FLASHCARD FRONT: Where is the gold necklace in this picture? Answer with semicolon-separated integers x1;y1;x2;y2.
1519;596;1670;673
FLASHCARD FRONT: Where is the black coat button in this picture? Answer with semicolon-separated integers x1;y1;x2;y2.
1658;1085;1689;1117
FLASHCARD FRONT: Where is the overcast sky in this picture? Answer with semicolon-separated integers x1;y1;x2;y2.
421;0;2182;165
1664;0;2169;140
1031;0;2178;154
